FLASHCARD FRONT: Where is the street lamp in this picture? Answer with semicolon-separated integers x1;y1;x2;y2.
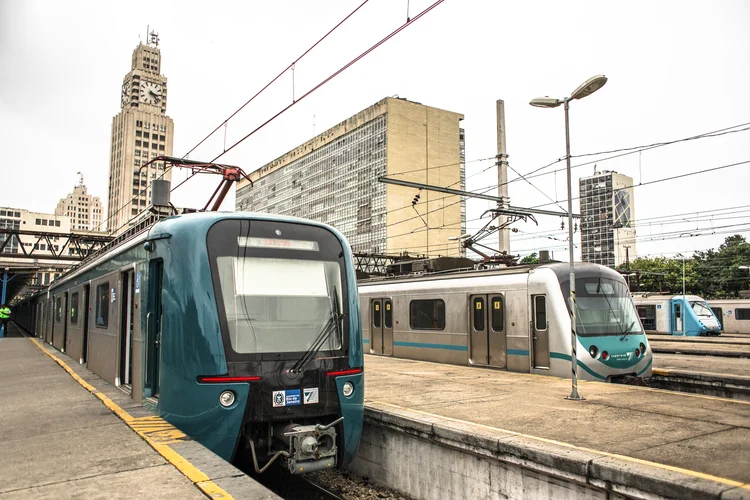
676;254;688;335
530;74;608;401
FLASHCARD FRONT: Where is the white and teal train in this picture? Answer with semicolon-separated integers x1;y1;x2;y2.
358;262;652;382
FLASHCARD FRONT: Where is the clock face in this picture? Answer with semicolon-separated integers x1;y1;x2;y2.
121;83;130;107
139;81;163;105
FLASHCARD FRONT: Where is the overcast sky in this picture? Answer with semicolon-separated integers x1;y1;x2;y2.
1;0;748;262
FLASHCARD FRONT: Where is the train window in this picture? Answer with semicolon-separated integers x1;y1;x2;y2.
410;299;445;330
55;297;62;322
491;296;504;332
736;308;750;320
472;297;485;331
373;302;381;328
384;300;392;329
95;283;109;328
534;296;547;331
70;292;79;325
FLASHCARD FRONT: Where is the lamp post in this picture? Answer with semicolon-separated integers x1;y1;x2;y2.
530;75;608;401
676;254;687;335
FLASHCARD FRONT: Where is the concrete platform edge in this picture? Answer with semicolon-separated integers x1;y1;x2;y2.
363;402;750;500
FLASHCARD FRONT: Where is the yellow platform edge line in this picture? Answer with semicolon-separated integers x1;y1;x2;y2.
30;338;235;500
369;400;750;491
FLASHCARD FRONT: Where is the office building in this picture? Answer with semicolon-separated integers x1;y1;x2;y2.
55;175;104;231
107;36;174;236
236;97;466;256
579;170;636;267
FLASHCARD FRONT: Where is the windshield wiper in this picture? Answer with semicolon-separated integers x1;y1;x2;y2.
620;320;636;341
597;278;626;338
289;286;343;375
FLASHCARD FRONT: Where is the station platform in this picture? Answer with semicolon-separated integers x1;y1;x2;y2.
655;353;750;378
0;327;278;500
358;355;750;499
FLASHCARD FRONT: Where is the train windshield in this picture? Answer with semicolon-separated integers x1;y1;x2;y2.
207;219;348;357
561;277;644;337
690;301;714;318
215;257;342;353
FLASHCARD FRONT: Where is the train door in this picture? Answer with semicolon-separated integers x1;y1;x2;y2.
469;295;506;368
146;260;163;400
370;298;393;355
62;292;69;352
531;295;549;368
82;284;90;364
118;270;135;392
711;307;723;331
672;301;683;334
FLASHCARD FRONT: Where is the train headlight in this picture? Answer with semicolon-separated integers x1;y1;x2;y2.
219;390;236;408
639;342;646;353
342;381;354;398
588;346;598;358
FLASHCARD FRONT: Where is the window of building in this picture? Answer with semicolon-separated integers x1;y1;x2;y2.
409;299;445;330
42;219;47;226
136;130;142;137
136;140;141;147
736;309;750;320
35;218;40;225
95;283;109;327
159;135;165;141
70;292;79;325
55;221;60;227
159;144;165;151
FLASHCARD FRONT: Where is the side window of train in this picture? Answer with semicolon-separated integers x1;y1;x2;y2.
410;299;445;330
55;297;62;322
736;308;750;320
70;292;79;325
95;283;109;328
491;296;504;332
675;304;681;318
473;297;485;331
534;295;547;331
373;302;381;328
384;300;392;329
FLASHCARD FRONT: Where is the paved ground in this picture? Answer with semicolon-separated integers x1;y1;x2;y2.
654;353;750;377
364;354;750;484
0;329;277;500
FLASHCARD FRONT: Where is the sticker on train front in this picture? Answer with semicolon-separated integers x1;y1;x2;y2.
273;391;285;407
303;388;319;404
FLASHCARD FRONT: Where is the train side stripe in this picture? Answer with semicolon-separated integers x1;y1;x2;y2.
637;357;653;377
507;349;529;356
549;352;607;380
393;341;468;351
29;338;236;500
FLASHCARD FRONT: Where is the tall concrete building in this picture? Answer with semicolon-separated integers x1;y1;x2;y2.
55;175;104;231
235;97;466;256
579;170;636;267
107;37;174;236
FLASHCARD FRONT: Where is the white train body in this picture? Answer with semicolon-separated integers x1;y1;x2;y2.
359;263;652;382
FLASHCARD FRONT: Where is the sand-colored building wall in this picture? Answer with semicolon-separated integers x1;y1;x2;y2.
384;98;464;256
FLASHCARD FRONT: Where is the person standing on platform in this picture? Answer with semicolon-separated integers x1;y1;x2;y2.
0;304;10;336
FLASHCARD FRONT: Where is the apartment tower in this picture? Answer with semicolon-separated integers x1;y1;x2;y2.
235;97;466;257
579;170;636;267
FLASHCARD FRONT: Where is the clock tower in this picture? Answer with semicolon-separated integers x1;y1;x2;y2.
107;32;175;236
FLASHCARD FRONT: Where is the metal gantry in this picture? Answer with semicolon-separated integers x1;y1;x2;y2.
0;229;113;261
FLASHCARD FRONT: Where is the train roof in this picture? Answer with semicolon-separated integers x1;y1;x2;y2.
631;293;706;301
359;261;624;286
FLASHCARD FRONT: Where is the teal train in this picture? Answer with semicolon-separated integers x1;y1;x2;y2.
13;212;364;474
633;293;722;336
359;262;652;382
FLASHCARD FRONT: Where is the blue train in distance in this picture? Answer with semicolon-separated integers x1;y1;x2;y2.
632;293;722;336
13;212;364;474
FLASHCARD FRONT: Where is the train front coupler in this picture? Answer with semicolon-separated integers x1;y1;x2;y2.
281;416;344;474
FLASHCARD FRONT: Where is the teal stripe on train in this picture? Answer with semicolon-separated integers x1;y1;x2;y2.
507;349;529;356
394;341;468;351
550;352;606;380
